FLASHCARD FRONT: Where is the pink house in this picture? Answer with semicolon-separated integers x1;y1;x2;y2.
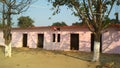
0;24;120;54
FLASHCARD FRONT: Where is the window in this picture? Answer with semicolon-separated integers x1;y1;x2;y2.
57;34;60;42
53;34;55;42
53;34;60;42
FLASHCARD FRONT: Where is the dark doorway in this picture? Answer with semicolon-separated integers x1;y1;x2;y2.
91;33;94;52
38;34;44;48
23;34;27;47
70;34;79;50
91;33;102;53
57;34;60;42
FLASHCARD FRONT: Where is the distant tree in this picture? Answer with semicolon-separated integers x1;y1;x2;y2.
72;22;83;26
0;23;3;28
105;13;120;24
110;19;116;24
111;19;120;24
0;22;14;29
18;16;34;28
52;21;67;26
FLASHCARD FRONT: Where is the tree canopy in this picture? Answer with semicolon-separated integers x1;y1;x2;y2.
51;21;67;26
48;0;120;62
72;22;83;26
48;0;120;31
0;23;3;28
17;16;34;28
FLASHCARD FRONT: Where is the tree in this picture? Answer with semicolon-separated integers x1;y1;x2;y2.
52;21;67;26
0;0;34;57
0;22;3;28
48;0;120;62
111;19;120;24
18;16;34;28
72;22;84;26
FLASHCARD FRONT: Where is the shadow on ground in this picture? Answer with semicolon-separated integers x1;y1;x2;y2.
0;47;120;68
48;50;120;68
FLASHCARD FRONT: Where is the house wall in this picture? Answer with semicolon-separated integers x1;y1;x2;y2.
0;27;120;54
102;28;120;54
44;28;91;52
11;31;23;47
0;28;91;52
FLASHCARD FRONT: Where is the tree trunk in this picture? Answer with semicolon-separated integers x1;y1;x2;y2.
92;33;101;62
4;10;12;57
4;27;12;57
5;43;12;57
4;6;12;57
92;41;100;62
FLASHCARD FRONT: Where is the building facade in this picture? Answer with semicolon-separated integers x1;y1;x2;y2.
0;25;120;54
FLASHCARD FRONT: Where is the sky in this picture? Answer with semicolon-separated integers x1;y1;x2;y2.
13;0;120;27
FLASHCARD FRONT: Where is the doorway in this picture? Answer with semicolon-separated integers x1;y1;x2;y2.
91;33;102;52
37;34;44;48
70;34;79;50
23;34;27;47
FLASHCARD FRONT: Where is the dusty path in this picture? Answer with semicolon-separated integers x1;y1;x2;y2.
0;48;99;68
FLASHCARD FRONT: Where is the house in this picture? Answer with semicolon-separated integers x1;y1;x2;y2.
0;24;120;54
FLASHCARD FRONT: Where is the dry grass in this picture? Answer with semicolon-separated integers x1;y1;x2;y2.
0;46;120;68
40;49;120;68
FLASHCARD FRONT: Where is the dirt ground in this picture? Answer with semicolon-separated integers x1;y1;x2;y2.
0;47;120;68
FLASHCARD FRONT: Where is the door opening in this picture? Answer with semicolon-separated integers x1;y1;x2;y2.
91;33;102;53
70;34;79;50
23;34;27;47
38;34;44;48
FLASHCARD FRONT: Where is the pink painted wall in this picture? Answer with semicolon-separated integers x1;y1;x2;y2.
102;28;120;54
0;26;120;54
9;27;91;52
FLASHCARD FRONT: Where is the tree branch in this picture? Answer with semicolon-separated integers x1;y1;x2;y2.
106;1;115;18
83;0;91;22
74;6;94;32
88;0;94;18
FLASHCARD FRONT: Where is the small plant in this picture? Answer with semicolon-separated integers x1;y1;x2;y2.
102;62;114;68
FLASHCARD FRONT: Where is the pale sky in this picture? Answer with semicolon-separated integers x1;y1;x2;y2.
13;0;120;27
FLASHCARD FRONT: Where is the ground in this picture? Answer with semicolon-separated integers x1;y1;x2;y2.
0;47;120;68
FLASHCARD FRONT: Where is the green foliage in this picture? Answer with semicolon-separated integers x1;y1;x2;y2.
72;22;83;26
48;0;119;32
17;16;34;28
111;19;120;24
0;23;3;28
52;21;67;26
48;0;120;62
117;0;120;5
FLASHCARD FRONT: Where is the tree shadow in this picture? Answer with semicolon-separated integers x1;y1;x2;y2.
48;50;93;62
102;29;120;54
107;46;120;54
